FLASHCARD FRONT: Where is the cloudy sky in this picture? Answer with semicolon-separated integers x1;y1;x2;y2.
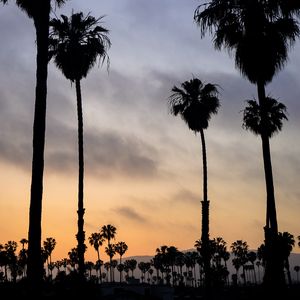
0;0;300;261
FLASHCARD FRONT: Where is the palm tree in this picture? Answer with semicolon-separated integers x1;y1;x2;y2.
114;241;128;283
231;240;249;285
88;232;105;283
278;231;295;286
294;266;300;283
49;12;111;279
105;244;116;282
114;241;128;265
43;237;56;278
0;0;67;286
101;224;117;248
19;238;28;250
195;0;299;288
169;77;220;290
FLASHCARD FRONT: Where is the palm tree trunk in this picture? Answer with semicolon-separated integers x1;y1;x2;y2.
97;249;102;283
27;2;51;288
199;129;211;292
75;79;85;280
256;82;285;289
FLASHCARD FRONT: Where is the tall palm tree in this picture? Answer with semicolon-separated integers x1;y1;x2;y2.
169;77;220;290
0;0;67;286
49;12;111;279
195;0;299;288
243;96;288;285
88;232;105;282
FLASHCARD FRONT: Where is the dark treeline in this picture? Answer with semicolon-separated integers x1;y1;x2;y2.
1;229;300;298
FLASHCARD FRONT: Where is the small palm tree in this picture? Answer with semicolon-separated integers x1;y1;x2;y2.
19;238;28;250
49;12;111;279
114;241;128;265
169;77;220;290
114;241;128;283
294;266;300;283
105;244;116;282
101;224;117;247
43;237;56;278
0;0;67;286
88;232;105;283
278;231;295;286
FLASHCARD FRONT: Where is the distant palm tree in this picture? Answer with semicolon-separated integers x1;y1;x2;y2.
169;77;220;290
231;240;249;285
278;231;295;286
115;241;128;265
195;0;299;288
0;0;67;286
101;224;117;247
105;244;116;282
19;238;28;250
294;266;300;283
49;12;111;279
88;232;105;282
115;241;128;282
43;237;56;278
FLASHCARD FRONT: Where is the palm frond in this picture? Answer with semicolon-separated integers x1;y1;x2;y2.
169;77;220;132
242;97;288;137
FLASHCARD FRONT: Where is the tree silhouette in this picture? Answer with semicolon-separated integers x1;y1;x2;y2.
294;266;300;283
105;244;116;282
43;237;56;278
169;77;220;291
0;0;67;287
115;241;128;283
49;12;111;280
88;232;105;283
278;231;295;286
195;0;299;289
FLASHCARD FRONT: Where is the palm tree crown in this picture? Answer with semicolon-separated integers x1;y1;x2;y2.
194;0;299;84
242;97;288;137
169;78;220;132
101;224;117;245
49;12;111;82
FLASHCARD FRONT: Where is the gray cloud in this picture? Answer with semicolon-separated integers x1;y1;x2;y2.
113;206;147;223
172;189;201;206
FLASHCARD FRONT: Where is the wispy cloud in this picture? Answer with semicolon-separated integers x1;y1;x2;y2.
113;206;148;223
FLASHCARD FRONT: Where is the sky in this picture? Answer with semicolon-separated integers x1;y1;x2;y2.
0;0;300;263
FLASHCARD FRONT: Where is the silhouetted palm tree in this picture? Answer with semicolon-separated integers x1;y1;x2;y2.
169;77;220;290
195;1;299;288
278;231;295;286
105;244;116;282
88;232;105;283
114;241;128;265
115;241;128;282
0;0;67;286
231;240;249;285
43;237;56;278
101;224;117;247
49;12;110;279
294;266;300;283
19;238;28;250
